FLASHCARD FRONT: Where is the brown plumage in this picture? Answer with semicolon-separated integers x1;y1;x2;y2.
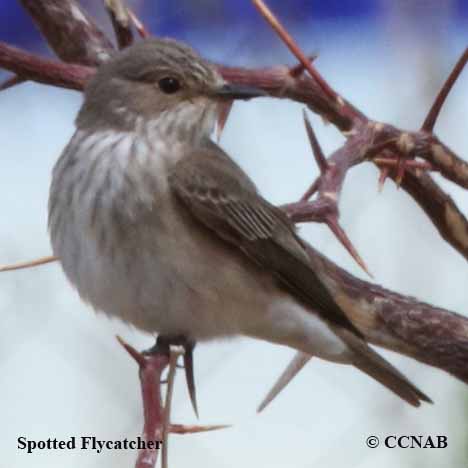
49;38;431;410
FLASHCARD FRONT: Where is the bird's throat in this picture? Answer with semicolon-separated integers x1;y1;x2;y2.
143;99;218;146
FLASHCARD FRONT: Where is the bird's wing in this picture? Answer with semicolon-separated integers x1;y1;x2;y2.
168;144;362;337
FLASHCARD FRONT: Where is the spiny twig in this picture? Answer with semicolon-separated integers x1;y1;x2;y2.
2;0;468;431
19;0;114;65
303;110;328;173
0;255;57;272
116;337;229;468
182;341;199;418
169;423;231;434
422;47;468;132
289;54;318;78
0;41;92;90
257;352;311;412
162;348;182;468
105;0;134;49
252;0;337;102
301;111;372;276
117;336;168;468
127;8;150;38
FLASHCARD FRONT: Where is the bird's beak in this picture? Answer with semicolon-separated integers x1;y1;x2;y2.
214;83;267;100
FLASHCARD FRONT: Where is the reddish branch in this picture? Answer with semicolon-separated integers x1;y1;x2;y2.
0;255;57;272
105;0;134;49
306;245;468;385
2;0;468;465
118;337;169;468
19;0;114;65
2;41;466;260
422;48;468;133
0;42;92;90
117;337;228;468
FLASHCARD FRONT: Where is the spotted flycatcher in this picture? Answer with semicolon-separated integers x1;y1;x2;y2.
49;38;430;407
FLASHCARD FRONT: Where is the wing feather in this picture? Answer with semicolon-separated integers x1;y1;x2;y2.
169;146;362;336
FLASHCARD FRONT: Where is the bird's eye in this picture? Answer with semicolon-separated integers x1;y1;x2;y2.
158;77;181;94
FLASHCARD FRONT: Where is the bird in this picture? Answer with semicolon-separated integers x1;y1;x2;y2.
48;37;431;412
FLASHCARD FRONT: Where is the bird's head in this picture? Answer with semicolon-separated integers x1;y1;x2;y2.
76;38;264;140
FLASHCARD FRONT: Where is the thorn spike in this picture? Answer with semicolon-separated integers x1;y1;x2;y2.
289;54;318;78
105;0;133;49
169;423;231;434
257;352;312;413
378;167;390;193
422;47;468;132
183;342;199;418
303;109;328;174
0;255;57;272
116;335;146;367
300;178;319;202
326;216;373;278
396;156;406;187
252;0;337;101
127;7;150;38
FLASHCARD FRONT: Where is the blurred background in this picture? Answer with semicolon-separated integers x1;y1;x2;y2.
1;1;468;467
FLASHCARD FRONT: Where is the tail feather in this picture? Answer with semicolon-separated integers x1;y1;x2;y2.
339;329;432;407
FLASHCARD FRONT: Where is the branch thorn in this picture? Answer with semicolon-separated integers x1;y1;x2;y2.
105;0;133;49
116;335;147;367
300;178;319;202
169;423;231;434
326;216;373;278
257;352;311;412
182;341;199;418
127;7;150;38
395;156;405;188
303;109;328;173
422;47;468;132
289;54;318;78
252;0;337;102
377;166;390;193
0;255;57;272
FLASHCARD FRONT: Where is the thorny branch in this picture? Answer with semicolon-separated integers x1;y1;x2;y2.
0;255;57;272
117;337;229;468
1;44;467;260
105;0;134;49
0;41;93;90
19;0;113;65
1;0;468;464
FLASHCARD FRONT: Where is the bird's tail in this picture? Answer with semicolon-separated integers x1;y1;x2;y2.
338;329;432;407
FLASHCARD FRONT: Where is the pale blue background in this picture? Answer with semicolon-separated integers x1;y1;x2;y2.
1;1;468;468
